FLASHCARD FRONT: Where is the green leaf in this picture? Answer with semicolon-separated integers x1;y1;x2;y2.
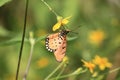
67;36;78;41
0;35;47;46
36;35;47;43
0;37;28;46
0;0;11;7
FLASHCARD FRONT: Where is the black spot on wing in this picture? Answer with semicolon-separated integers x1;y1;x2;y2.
54;39;56;41
62;46;66;49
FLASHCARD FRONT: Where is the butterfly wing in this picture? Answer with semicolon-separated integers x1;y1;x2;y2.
45;32;67;62
46;33;62;52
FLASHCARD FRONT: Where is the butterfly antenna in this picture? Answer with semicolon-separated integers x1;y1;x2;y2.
71;25;82;32
70;31;79;34
69;25;83;35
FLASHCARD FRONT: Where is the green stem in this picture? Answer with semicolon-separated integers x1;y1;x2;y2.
41;0;59;17
23;34;35;80
49;69;87;80
45;61;65;80
109;67;120;74
15;0;29;80
56;64;66;80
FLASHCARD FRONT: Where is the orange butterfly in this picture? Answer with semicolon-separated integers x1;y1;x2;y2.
45;29;70;62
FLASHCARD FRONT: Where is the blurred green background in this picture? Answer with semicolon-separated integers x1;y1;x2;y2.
0;0;120;80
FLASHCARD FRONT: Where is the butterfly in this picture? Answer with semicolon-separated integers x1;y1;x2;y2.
45;29;70;62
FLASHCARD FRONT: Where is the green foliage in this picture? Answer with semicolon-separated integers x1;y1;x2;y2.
0;37;28;46
0;0;11;7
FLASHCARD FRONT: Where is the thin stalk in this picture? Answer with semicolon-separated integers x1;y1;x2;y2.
55;64;66;80
15;0;29;80
49;69;87;80
109;67;120;74
45;61;65;80
22;36;35;80
41;0;58;17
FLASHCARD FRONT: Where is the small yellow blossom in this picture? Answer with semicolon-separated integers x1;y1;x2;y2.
37;57;49;68
82;60;96;73
93;55;112;70
52;16;71;31
89;30;105;45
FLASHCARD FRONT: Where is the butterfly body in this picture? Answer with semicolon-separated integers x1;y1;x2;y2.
45;30;70;62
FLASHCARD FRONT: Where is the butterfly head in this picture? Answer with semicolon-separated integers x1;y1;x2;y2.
60;29;70;36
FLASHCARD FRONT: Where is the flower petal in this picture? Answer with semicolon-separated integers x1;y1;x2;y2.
64;16;72;20
62;16;72;25
62;19;69;25
52;22;61;31
99;65;105;70
82;60;95;73
93;55;112;70
106;63;112;68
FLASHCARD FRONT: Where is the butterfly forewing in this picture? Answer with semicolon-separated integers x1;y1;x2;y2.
46;33;64;52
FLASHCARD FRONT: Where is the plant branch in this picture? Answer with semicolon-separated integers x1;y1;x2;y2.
49;68;87;80
15;0;29;80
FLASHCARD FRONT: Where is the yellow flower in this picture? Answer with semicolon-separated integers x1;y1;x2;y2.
82;60;96;73
89;30;105;45
93;55;112;70
52;16;71;31
37;57;49;68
